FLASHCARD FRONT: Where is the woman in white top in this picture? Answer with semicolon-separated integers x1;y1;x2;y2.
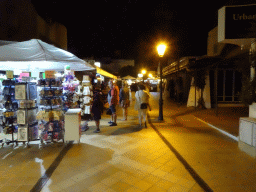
135;84;151;128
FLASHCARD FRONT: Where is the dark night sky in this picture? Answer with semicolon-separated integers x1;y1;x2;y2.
31;0;256;70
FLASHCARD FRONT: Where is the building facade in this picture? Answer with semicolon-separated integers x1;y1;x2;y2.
207;27;250;107
163;57;196;104
0;0;67;50
163;25;251;108
101;59;135;76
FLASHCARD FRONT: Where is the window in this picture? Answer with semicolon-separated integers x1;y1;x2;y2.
217;69;242;102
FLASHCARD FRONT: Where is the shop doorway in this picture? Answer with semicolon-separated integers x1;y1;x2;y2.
210;69;242;105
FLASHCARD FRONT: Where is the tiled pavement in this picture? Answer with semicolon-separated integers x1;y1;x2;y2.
40;119;199;192
0;92;255;192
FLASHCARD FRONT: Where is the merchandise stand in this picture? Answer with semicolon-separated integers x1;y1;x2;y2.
64;108;81;143
1;79;18;147
81;75;93;120
15;82;38;146
0;80;4;144
37;78;64;144
62;69;80;111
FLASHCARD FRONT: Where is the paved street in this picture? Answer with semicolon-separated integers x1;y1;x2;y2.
0;92;255;192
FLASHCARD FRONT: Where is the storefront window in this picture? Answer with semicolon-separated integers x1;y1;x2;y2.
217;69;242;102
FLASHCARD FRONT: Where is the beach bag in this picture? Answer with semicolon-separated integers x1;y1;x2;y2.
140;103;148;109
106;108;112;115
138;91;147;109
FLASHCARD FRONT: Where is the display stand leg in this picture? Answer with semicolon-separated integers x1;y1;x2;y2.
4;132;17;147
0;139;4;147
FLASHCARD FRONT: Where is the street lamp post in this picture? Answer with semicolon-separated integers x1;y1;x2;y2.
157;44;166;121
142;69;146;82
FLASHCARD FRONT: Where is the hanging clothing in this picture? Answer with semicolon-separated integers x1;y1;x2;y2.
83;87;91;95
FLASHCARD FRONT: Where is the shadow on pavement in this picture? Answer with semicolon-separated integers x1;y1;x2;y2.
83;124;143;136
109;125;143;135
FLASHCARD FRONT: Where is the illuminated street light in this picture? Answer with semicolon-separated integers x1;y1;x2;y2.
157;43;166;121
148;73;153;78
141;70;147;82
138;73;143;78
157;44;166;57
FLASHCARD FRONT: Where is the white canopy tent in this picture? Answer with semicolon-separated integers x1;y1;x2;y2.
0;39;95;72
122;75;136;80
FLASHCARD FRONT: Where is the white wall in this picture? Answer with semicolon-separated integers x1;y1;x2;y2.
187;73;211;109
249;40;256;118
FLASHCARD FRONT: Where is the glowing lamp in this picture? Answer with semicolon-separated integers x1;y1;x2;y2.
95;62;101;68
157;44;166;57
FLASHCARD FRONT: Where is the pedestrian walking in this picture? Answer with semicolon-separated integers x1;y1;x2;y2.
135;83;151;128
119;82;130;121
108;80;119;126
130;82;137;104
91;86;103;133
107;88;112;115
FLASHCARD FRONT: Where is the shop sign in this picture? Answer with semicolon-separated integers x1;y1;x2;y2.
219;4;256;41
20;73;30;82
6;70;13;79
45;71;56;79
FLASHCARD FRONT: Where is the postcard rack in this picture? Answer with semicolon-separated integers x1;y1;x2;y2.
15;82;38;146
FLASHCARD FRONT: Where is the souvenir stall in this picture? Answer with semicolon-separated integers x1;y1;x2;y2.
0;39;95;147
62;66;81;112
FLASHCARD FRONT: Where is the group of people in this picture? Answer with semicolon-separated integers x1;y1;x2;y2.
91;80;151;133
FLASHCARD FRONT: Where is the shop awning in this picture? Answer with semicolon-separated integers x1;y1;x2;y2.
0;39;95;72
188;56;223;70
96;67;117;79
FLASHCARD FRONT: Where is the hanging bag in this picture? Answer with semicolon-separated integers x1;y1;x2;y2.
139;91;147;109
140;103;147;109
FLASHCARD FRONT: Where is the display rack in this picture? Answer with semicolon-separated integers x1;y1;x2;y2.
1;79;18;147
0;80;4;137
37;78;64;144
62;70;80;111
80;75;93;120
15;82;38;146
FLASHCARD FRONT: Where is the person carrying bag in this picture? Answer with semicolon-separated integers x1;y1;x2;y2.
119;82;130;120
135;84;151;128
